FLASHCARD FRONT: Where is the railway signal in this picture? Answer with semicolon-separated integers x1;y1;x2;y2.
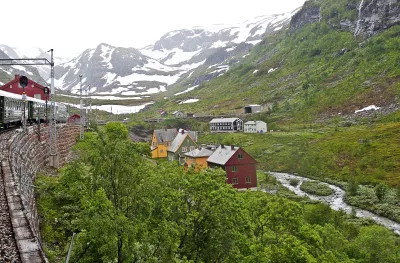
19;76;28;132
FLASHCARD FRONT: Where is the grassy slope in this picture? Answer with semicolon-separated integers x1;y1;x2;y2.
140;22;400;120
135;1;400;189
199;115;400;187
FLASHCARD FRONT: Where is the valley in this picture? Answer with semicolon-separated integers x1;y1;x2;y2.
1;0;400;261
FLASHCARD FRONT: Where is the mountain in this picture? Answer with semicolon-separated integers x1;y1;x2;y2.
146;0;400;119
0;44;66;85
52;11;296;95
0;46;48;86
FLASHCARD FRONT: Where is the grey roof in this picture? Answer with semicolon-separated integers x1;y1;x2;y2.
154;129;177;143
245;120;266;125
184;147;215;158
207;145;239;165
209;118;242;124
168;131;197;153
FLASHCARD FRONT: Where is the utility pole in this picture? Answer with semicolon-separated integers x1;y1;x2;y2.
88;84;92;126
79;75;84;140
85;85;89;126
19;76;28;133
48;49;58;168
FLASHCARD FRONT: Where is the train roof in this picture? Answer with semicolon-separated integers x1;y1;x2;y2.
0;89;44;103
0;90;64;106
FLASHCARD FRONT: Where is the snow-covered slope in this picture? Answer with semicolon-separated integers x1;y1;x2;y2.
0;44;66;81
141;12;293;66
50;10;297;95
0;48;48;86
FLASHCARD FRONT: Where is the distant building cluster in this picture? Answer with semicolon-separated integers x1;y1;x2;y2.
150;128;258;190
209;117;267;134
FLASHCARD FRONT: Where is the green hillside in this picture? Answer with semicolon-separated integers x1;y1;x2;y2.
142;0;400;121
133;0;400;221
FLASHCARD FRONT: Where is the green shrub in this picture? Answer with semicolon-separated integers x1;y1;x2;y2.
300;181;334;196
290;178;300;186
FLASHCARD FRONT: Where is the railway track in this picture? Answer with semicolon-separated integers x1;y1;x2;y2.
0;129;20;263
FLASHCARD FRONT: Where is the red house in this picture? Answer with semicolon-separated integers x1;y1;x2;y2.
0;75;48;100
67;114;81;124
207;145;257;190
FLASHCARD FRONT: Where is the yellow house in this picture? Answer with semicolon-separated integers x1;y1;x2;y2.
151;129;178;158
184;147;215;171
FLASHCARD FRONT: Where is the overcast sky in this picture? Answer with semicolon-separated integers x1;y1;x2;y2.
3;0;306;58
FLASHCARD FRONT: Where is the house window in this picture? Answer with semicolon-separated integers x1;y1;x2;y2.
245;176;252;184
238;153;243;159
190;146;195;151
9;85;12;89
182;147;187;152
232;166;238;172
152;142;157;147
232;178;239;184
160;150;163;153
164;141;169;146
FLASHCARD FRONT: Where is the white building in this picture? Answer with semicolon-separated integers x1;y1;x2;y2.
209;118;243;132
244;104;262;113
244;121;267;133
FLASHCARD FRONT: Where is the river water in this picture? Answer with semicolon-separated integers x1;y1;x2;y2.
269;172;400;235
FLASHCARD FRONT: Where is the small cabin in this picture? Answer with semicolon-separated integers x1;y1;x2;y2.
67;114;81;124
244;104;261;114
244;121;267;133
173;111;185;118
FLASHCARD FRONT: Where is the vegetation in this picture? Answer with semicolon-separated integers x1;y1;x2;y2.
199;120;400;187
36;0;400;261
36;124;400;262
300;181;335;196
137;21;400;122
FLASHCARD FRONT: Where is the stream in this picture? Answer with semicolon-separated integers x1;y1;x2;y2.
269;172;400;235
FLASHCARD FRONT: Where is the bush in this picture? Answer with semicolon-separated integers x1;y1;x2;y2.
290;178;300;186
300;181;334;196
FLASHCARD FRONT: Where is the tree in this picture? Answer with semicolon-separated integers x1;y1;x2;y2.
375;183;388;202
352;226;400;263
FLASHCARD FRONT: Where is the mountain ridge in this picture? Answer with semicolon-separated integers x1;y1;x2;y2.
49;11;295;96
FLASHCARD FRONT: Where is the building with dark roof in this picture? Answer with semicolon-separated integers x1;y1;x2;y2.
184;146;215;171
207;145;257;190
167;129;198;164
209;117;243;132
151;128;179;158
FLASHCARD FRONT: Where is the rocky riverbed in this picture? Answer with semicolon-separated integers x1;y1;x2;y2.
270;172;400;235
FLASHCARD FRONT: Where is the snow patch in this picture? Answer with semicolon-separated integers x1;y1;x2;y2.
174;85;199;96
65;102;154;114
210;40;228;49
179;99;199;104
355;105;380;114
116;73;179;86
98;87;129;95
246;40;262;45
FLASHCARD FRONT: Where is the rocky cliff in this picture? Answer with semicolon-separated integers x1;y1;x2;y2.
354;0;400;36
290;0;400;37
